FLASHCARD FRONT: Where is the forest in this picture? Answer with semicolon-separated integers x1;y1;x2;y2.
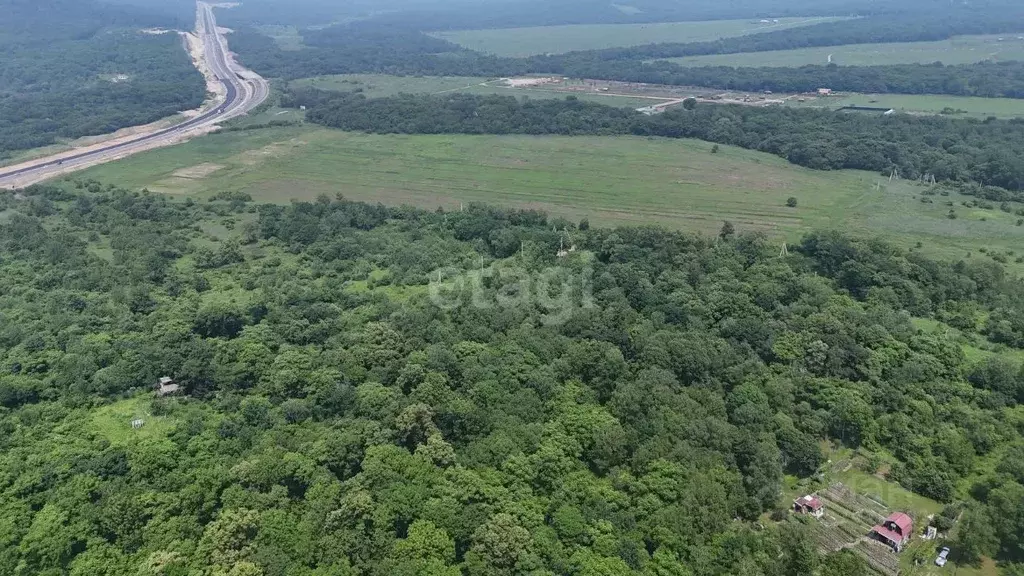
0;183;1022;575
0;0;205;158
290;89;1024;192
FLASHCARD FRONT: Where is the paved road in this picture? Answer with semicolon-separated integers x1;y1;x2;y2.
0;1;268;188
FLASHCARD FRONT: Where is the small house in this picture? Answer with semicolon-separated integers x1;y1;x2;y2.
818;88;833;96
871;512;913;552
156;376;181;397
793;495;825;519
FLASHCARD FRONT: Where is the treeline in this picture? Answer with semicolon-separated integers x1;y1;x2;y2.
0;1;205;157
292;90;1024;192
560;60;1024;98
227;26;516;80
0;184;1022;574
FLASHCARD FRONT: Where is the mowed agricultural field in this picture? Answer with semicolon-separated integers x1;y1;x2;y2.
430;17;845;57
787;92;1024;118
292;74;659;108
73;125;1024;269
666;33;1024;67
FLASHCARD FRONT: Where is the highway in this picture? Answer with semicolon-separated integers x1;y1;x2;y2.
0;1;268;189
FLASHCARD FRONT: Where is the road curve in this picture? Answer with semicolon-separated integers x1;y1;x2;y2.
0;2;268;189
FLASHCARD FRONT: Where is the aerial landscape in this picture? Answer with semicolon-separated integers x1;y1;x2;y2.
1;0;1024;575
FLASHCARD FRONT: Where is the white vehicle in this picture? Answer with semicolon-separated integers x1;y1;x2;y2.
935;547;951;567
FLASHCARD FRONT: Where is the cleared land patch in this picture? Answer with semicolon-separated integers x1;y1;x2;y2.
253;24;305;50
72;125;1024;269
431;17;846;57
294;74;1024;118
292;74;661;108
666;33;1024;67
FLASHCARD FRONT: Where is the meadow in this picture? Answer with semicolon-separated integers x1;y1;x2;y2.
292;74;661;107
252;24;305;50
430;17;844;57
666;33;1024;67
73;125;1024;270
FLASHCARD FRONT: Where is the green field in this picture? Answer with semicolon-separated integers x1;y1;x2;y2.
253;24;305;50
292;74;658;107
72;125;1024;268
787;92;1024;118
431;17;845;57
667;33;1024;67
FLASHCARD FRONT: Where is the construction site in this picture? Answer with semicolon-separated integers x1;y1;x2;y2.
492;76;803;112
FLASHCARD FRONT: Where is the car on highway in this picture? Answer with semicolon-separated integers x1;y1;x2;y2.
935;547;951;567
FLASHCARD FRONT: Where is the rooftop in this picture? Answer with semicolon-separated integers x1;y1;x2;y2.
886;512;913;534
872;523;905;544
795;495;823;510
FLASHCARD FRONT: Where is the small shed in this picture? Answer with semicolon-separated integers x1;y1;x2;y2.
156;376;181;397
793;495;825;519
131;419;145;430
818;88;833;96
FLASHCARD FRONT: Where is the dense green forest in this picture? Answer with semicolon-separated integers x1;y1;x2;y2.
0;0;205;159
0;183;1023;575
288;89;1024;193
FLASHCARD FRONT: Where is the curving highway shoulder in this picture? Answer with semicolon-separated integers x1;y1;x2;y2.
0;1;269;189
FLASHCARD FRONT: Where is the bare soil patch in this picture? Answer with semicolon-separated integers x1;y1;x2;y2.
172;163;225;179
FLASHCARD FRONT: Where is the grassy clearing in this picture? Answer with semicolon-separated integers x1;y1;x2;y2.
910;316;1024;366
72;125;1024;269
834;467;944;518
291;74;657;108
253;24;305;50
90;396;174;446
226;105;304;128
431;17;846;57
787;93;1024;118
667;33;1024;67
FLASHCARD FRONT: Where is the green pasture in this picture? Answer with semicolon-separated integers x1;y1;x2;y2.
431;17;846;57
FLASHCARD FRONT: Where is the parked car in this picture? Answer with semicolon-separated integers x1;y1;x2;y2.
935;547;951;567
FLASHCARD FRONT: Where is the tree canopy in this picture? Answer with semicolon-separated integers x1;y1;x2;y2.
0;183;1023;574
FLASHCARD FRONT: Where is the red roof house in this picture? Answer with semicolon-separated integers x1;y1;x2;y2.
871;512;913;552
793;495;825;518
